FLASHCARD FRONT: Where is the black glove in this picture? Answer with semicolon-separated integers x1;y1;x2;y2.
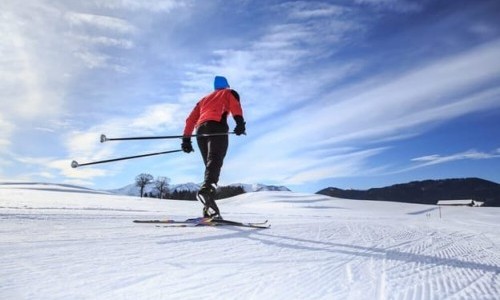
233;115;246;136
181;137;194;153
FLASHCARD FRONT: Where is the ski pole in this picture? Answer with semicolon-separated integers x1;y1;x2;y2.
100;132;236;143
71;149;183;168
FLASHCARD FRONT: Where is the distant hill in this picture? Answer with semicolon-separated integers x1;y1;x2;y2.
317;178;500;207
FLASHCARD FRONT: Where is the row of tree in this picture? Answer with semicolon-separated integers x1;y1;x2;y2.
134;173;245;200
135;173;170;198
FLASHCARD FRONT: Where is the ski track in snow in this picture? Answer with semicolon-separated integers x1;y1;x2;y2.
1;186;499;299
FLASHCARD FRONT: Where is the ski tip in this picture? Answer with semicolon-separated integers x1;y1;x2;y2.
71;160;79;168
100;134;107;143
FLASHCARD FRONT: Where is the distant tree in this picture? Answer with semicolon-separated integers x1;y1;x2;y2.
216;186;245;199
169;190;197;201
135;173;153;198
154;176;171;199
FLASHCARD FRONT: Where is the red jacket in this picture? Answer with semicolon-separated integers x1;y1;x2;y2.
183;88;243;136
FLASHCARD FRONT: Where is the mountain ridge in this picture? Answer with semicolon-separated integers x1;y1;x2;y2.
317;177;500;207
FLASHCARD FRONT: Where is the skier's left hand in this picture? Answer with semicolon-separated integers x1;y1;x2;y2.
234;116;246;136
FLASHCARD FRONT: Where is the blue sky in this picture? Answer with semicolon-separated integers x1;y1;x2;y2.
1;0;499;192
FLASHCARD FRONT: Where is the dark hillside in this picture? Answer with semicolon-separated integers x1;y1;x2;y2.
317;178;500;207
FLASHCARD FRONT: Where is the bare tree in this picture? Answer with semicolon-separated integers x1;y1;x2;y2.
154;176;170;199
135;173;153;198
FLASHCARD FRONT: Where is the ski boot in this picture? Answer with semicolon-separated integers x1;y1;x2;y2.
196;183;221;219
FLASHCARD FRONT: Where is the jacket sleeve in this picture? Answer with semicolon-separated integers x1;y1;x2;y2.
228;90;243;118
183;102;200;137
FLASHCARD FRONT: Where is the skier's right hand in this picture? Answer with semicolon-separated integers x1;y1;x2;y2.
181;138;194;153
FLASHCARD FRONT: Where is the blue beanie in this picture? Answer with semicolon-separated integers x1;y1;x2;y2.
214;76;230;90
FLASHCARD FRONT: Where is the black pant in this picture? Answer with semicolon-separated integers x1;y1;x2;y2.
196;121;228;186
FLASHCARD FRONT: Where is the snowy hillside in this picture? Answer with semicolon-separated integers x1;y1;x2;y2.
1;183;499;299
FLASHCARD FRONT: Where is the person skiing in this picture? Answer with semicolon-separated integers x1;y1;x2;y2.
181;76;246;218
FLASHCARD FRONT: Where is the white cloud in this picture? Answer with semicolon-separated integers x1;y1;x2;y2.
10;155;111;186
354;0;423;12
64;12;137;34
293;39;500;147
0;116;14;149
62;11;138;72
53;100;184;184
224;141;388;185
129;103;182;133
93;0;189;12
73;51;129;72
468;22;497;38
65;130;115;162
411;149;500;168
72;35;135;49
180;3;360;120
280;1;345;19
0;2;105;125
283;148;389;185
0;0;145;181
50;159;110;181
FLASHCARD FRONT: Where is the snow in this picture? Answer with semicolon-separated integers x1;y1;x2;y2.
1;183;499;299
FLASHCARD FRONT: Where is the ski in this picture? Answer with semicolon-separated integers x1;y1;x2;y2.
133;217;270;229
210;218;270;229
133;217;211;225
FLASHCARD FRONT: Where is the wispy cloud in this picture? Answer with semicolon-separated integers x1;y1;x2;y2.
0;2;163;183
0;116;14;149
221;38;500;185
354;0;424;12
64;12;137;34
63;12;138;72
285;160;391;186
14;155;110;186
50;101;183;183
411;149;500;168
71;35;135;49
180;1;360;119
297;39;500;146
129;103;182;133
93;0;189;12
280;1;345;19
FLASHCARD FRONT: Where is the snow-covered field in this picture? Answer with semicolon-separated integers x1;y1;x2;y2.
1;183;499;300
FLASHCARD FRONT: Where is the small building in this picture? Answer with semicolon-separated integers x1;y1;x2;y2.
437;199;484;207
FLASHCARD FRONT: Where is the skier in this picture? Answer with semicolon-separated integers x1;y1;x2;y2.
181;76;246;218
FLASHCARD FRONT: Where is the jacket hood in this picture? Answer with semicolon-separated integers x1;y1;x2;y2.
214;76;230;90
